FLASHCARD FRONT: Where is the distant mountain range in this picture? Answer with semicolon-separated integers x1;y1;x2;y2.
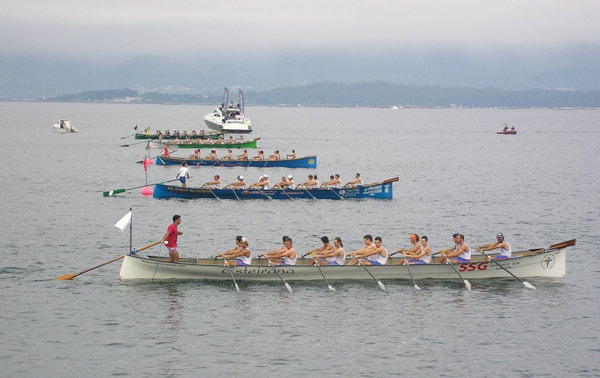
41;82;600;108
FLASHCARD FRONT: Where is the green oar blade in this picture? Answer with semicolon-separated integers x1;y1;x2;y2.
103;189;126;197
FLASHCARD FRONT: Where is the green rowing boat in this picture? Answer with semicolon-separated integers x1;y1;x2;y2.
135;132;223;140
154;138;260;149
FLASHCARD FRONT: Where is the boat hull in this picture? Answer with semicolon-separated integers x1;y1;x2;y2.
154;139;259;149
497;130;517;134
152;178;396;200
119;247;567;281
155;155;317;168
204;114;253;134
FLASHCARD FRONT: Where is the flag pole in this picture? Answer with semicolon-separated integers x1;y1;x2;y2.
129;207;133;254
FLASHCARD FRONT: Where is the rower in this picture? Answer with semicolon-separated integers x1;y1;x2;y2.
262;236;297;266
216;236;252;266
399;235;432;265
321;175;337;188
206;150;218;160
269;150;280;160
251;150;265;160
297;174;317;189
345;173;363;188
273;176;288;189
237;149;249;160
188;149;200;160
437;233;471;263
394;234;421;258
348;235;388;265
286;149;296;159
304;236;335;265
226;175;247;189
203;175;222;189
249;176;266;189
477;232;511;260
221;149;234;160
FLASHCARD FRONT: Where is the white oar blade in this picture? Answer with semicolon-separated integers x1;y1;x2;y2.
234;283;240;292
523;281;536;290
378;281;386;291
285;283;293;293
414;284;421;291
464;280;472;291
328;285;336;291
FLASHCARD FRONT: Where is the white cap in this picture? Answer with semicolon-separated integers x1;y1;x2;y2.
263;175;268;178
238;175;244;180
259;175;264;180
240;237;247;243
288;175;293;179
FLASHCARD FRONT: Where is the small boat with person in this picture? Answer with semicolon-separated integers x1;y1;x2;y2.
497;123;517;134
155;154;317;168
204;88;253;134
53;119;78;133
152;177;398;200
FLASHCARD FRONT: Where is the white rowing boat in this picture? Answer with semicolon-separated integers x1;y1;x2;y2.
119;240;574;281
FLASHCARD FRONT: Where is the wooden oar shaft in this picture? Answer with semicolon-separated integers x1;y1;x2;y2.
103;178;179;197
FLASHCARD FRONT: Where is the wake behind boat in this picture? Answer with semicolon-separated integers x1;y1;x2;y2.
153;177;398;199
204;88;252;134
119;240;574;281
155;154;317;168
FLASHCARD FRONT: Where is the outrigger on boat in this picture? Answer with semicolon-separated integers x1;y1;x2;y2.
154;138;260;149
204;88;253;134
119;239;575;281
155;155;317;168
53;119;78;133
152;177;398;200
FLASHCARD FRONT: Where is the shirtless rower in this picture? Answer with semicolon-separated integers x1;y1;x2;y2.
226;175;247;189
273;176;289;189
348;235;388;266
237;149;249;160
477;232;512;260
221;149;234;160
216;236;252;266
249;176;266;189
269;150;280;160
251;150;265;160
303;236;335;265
203;175;222;189
206;150;218;160
286;149;296;159
345;173;363;188
262;236;297;266
437;233;471;263
321;174;341;188
188;149;200;160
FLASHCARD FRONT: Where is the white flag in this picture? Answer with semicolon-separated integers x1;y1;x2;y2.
114;211;132;232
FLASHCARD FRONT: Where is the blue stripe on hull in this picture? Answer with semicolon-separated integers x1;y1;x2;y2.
155;156;317;168
153;182;394;200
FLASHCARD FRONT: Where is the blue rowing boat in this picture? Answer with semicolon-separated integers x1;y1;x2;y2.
155;155;317;168
152;178;398;200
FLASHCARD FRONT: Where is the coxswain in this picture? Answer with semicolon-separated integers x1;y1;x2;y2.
175;162;190;188
477;232;511;260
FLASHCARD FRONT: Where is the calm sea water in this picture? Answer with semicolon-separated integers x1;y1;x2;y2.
1;102;599;377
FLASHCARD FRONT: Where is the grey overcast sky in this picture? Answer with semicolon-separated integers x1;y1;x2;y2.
1;0;599;59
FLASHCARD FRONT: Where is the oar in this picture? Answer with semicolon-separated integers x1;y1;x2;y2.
443;254;472;291
268;260;293;293
302;187;317;200
223;258;240;292
102;178;179;197
477;248;535;289
403;256;421;290
327;188;344;200
314;259;335;291
280;188;294;201
120;140;149;147
120;133;135;139
357;260;386;291
201;185;220;200
55;240;161;280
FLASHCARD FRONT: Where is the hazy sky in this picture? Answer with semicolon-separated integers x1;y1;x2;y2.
1;0;599;60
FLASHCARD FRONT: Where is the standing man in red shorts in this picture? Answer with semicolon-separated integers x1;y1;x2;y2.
161;215;182;262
